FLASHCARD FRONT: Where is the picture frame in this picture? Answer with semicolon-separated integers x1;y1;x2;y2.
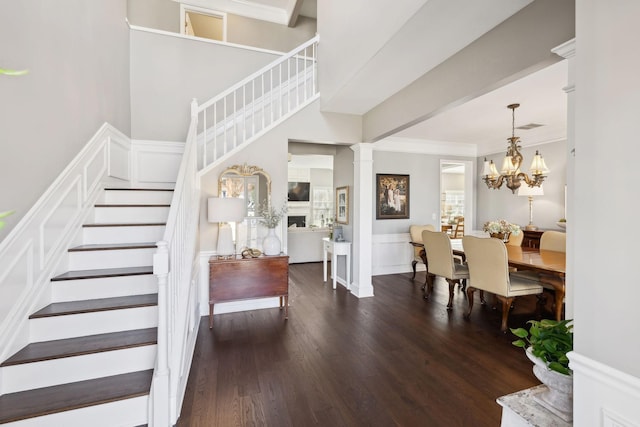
336;186;349;224
376;174;410;219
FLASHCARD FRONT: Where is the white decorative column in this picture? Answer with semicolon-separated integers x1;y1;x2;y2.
551;38;575;320
350;144;374;298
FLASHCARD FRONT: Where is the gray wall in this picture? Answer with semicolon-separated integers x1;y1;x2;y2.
126;0;317;52
227;15;317;52
476;140;567;231
128;0;180;32
0;0;131;239
129;28;281;141
372;151;475;234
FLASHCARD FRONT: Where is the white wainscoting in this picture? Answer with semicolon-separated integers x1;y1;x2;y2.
131;140;184;187
0;123;131;362
570;351;640;427
371;232;421;276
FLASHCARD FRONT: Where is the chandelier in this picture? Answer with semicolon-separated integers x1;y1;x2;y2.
482;103;549;193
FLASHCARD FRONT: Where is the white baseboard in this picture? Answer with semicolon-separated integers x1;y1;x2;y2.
570;351;640;426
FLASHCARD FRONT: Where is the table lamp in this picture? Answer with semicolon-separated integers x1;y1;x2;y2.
517;185;544;231
208;197;246;258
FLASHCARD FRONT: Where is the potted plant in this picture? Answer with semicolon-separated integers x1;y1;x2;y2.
256;201;287;256
482;219;521;242
511;319;574;421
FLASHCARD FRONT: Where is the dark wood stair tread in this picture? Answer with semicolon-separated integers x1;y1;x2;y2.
0;369;153;424
94;204;170;207
83;222;166;228
105;188;173;192
51;266;153;281
30;294;158;318
1;328;157;366
69;242;157;252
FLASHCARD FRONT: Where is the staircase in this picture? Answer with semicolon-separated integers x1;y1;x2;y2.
0;188;173;427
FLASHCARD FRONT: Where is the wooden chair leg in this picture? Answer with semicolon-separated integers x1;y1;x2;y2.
423;273;435;300
411;260;418;280
499;297;515;333
464;287;476;318
445;279;456;309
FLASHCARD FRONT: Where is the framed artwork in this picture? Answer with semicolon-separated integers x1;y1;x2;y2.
376;174;410;219
336;186;349;224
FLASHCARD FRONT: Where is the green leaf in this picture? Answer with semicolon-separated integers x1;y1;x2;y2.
512;339;526;348
0;68;28;76
510;328;529;338
0;210;14;219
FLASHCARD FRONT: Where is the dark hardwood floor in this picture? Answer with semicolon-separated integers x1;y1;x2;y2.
177;262;546;427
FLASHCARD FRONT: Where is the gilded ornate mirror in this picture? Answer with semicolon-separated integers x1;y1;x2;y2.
218;164;271;250
218;163;271;217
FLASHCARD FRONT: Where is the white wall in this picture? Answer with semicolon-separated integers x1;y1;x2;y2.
0;0;131;241
129;28;282;142
572;2;640;425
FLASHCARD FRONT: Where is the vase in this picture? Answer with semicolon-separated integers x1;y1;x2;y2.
526;348;573;421
262;227;281;256
490;232;510;242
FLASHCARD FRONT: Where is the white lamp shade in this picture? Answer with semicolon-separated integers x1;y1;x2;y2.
517;185;544;197
529;151;549;174
501;155;516;174
208;197;246;223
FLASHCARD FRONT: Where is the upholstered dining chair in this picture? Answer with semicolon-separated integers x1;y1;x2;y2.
422;230;469;309
540;231;566;252
538;230;567;320
506;232;524;246
462;236;544;332
409;224;436;282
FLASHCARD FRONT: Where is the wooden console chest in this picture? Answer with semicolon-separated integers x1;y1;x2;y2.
208;255;289;328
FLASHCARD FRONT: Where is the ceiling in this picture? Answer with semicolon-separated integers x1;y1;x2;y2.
390;59;568;156
201;0;568;156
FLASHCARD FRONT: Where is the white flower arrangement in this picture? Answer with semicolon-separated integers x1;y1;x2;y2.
482;219;521;236
256;201;287;229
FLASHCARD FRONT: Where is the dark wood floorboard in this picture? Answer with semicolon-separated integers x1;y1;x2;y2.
177;263;547;427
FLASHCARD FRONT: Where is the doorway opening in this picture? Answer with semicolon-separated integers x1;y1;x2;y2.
440;160;474;235
180;4;227;42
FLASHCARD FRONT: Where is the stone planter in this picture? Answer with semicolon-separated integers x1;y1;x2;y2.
526;347;573;422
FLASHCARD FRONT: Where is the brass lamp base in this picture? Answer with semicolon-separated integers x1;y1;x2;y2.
524;224;538;231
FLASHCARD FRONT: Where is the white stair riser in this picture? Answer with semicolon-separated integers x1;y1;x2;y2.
52;274;157;302
93;206;169;224
30;306;158;342
1;345;157;394
68;248;155;270
83;225;165;244
2;395;148;427
104;190;173;205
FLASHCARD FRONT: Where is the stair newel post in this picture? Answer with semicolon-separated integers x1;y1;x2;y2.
152;240;170;426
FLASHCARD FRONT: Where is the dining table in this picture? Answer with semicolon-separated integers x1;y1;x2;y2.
410;238;566;320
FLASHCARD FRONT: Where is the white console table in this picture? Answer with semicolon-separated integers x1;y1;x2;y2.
322;237;351;290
